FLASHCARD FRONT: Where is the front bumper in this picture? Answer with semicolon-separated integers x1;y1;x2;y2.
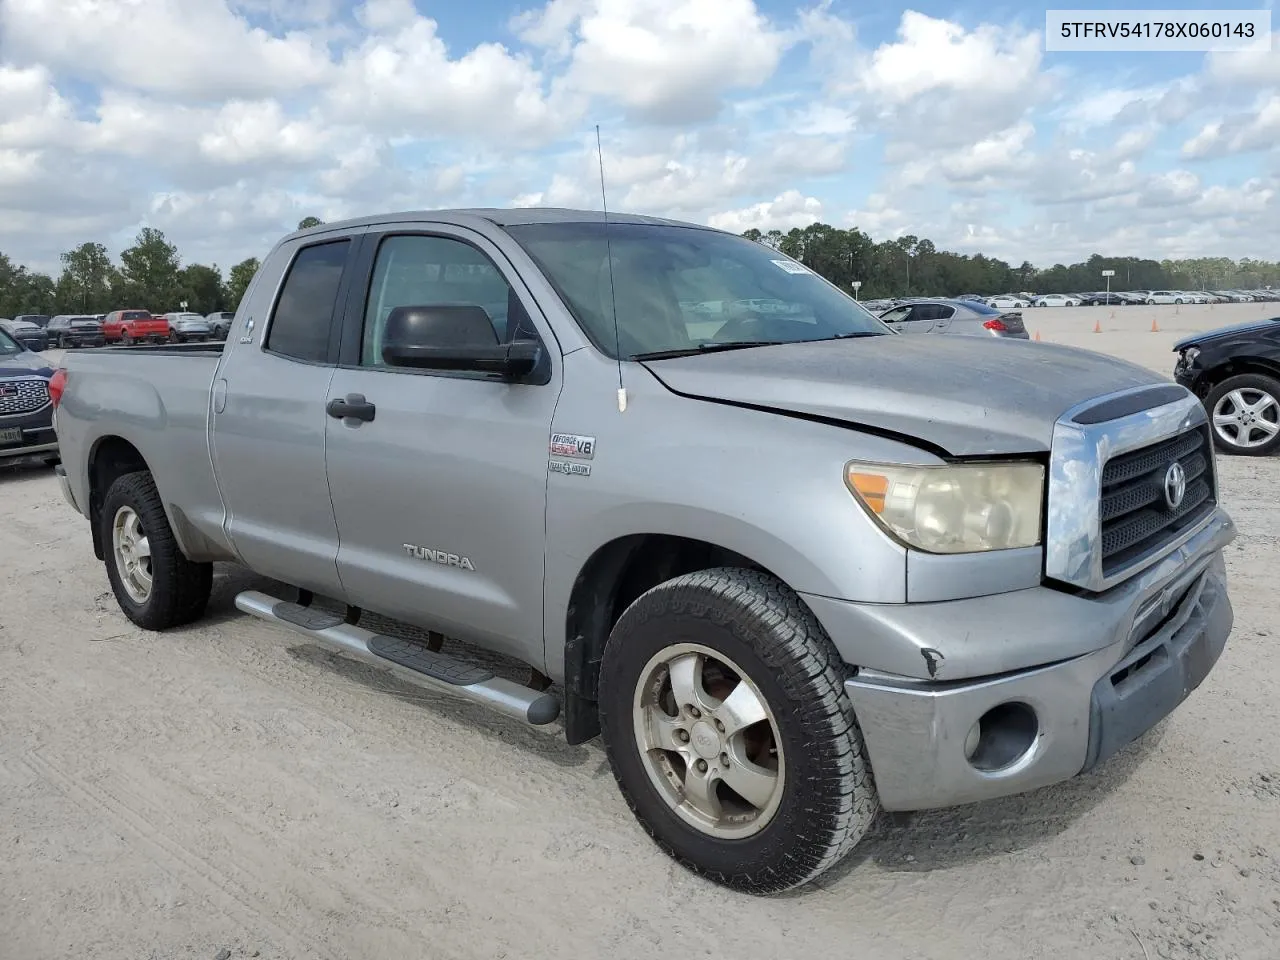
0;404;58;462
837;508;1235;812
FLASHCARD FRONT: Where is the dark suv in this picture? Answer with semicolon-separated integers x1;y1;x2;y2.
0;325;59;466
47;315;106;348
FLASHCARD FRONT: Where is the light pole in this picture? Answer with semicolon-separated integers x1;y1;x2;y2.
1102;269;1115;301
851;280;862;302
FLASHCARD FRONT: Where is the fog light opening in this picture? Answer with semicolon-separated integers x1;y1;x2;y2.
966;701;1039;773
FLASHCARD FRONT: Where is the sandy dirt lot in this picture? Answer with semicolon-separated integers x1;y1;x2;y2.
2;303;1278;960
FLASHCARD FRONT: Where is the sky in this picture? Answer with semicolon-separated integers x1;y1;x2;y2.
0;0;1277;274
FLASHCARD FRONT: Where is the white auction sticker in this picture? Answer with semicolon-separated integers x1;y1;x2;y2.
1045;9;1270;51
771;259;811;274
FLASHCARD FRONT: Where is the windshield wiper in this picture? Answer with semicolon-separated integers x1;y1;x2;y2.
632;341;785;361
830;331;886;339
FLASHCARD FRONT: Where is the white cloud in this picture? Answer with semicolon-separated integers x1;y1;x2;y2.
707;190;823;234
0;0;332;100
0;1;1276;276
519;0;787;123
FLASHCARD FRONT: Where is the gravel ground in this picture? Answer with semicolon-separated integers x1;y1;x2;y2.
1;303;1277;960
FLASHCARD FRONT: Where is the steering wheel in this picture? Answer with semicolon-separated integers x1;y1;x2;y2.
712;313;775;342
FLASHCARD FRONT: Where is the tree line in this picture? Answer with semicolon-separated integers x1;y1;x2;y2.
742;224;1280;301
3;214;1276;319
0;217;323;320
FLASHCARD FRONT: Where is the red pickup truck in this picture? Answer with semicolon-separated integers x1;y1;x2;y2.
102;310;170;344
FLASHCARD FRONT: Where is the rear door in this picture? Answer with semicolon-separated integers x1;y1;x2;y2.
322;225;562;662
209;232;365;598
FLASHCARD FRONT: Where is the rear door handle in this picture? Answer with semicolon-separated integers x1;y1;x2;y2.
327;393;376;422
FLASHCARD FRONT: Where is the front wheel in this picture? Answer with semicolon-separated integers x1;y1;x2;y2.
100;471;213;629
1205;374;1280;456
120;331;133;345
598;567;878;894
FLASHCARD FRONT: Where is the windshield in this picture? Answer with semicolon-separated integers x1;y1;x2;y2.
504;221;889;359
0;328;23;355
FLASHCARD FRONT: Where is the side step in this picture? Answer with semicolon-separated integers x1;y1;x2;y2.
235;591;560;727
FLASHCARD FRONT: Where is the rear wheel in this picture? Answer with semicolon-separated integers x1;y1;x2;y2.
598;567;878;895
99;471;213;629
1205;373;1280;456
120;331;133;345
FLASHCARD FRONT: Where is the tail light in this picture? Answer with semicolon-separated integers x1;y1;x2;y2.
982;318;1008;332
48;368;68;407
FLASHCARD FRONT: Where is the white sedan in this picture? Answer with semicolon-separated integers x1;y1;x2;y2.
1030;294;1081;307
1143;290;1185;304
987;295;1029;309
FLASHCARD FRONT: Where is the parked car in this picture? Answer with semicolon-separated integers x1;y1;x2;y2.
13;314;52;328
1173;317;1280;456
46;315;106;348
878;297;1028;338
102;309;170;344
53;208;1236;894
0;325;59;466
1030;294;1081;307
162;312;212;343
1;318;50;352
206;311;236;339
1078;292;1130;307
1141;291;1186;305
986;294;1029;309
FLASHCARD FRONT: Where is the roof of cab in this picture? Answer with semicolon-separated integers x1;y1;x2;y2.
281;207;720;244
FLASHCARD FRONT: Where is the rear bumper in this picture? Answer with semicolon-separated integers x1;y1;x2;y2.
832;508;1235;811
55;463;80;512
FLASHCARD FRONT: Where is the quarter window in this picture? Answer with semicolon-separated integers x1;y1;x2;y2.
264;239;350;363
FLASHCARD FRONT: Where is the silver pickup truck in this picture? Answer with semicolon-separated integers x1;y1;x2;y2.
51;209;1236;894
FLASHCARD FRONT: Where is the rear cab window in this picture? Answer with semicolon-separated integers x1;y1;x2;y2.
264;239;351;364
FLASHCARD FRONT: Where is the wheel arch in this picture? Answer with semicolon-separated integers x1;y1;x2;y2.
1190;356;1280;398
560;533;803;745
86;435;150;560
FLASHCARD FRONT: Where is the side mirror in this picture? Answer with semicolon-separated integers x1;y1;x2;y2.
381;304;539;379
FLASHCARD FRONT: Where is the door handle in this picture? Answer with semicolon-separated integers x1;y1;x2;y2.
327;393;376;422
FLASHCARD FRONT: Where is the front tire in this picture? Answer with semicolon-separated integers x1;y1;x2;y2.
598;567;878;895
1205;373;1280;456
99;471;213;629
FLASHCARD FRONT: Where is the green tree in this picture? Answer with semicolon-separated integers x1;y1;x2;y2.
224;257;260;310
297;216;324;230
178;263;225;314
56;242;117;313
117;227;182;309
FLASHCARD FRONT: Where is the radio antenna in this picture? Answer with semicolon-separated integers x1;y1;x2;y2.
596;124;627;413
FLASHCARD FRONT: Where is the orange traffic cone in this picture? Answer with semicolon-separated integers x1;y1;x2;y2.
1034;330;1041;341
1093;318;1102;333
1151;317;1160;332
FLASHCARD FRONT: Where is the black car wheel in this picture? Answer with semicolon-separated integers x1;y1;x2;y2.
598;567;878;894
100;470;213;630
1205;374;1280;456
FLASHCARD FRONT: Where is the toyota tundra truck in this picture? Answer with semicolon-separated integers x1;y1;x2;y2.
50;209;1236;894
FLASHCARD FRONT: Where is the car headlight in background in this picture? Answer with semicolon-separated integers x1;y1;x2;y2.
845;460;1044;554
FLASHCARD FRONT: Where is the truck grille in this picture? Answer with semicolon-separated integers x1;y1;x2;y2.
0;378;51;417
1099;425;1215;575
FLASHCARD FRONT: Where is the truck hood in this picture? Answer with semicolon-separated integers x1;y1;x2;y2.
1173;316;1280;351
641;335;1167;456
0;351;54;377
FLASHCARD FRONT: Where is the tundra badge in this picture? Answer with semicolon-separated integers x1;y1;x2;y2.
402;543;476;571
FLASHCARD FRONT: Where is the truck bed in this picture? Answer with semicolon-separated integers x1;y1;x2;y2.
55;344;234;563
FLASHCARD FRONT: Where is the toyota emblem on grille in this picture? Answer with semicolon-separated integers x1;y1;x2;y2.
1164;461;1187;510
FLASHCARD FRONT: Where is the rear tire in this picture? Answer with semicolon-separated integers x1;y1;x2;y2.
99;471;213;630
121;331;133;345
598;567;878;895
1204;373;1280;456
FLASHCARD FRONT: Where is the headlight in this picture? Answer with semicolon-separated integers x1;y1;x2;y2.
845;460;1044;554
1181;346;1200;364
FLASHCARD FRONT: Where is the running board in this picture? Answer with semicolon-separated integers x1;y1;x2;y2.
235;590;560;727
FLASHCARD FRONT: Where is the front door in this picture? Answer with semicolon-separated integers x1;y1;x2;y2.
210;234;362;598
323;227;562;663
